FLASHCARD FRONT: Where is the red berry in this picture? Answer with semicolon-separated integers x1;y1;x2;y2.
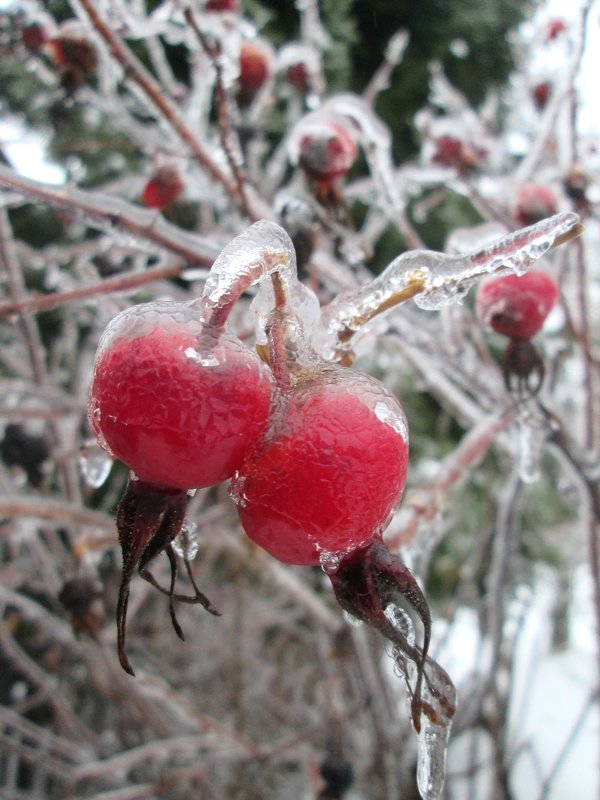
205;0;238;10
22;22;48;53
286;62;310;93
514;184;558;227
532;81;551;111
291;114;358;185
546;18;567;41
49;30;97;76
237;41;273;107
432;135;486;170
476;270;559;341
88;303;274;489
233;372;408;566
141;166;184;210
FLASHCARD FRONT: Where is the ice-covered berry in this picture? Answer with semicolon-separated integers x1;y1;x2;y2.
233;368;408;566
514;184;558;228
141;166;184;210
475;270;559;341
237;40;273;107
88;301;274;490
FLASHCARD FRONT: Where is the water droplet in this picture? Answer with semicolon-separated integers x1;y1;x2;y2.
78;445;112;489
319;550;341;575
172;520;199;561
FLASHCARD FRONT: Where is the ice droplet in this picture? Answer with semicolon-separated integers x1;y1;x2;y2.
172;521;199;561
416;714;452;800
78;445;112;489
319;550;341;574
384;603;416;646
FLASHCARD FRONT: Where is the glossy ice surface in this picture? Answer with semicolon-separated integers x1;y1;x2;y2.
88;304;274;489
233;374;408;565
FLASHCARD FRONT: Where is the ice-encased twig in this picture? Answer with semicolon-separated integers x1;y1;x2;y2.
200;221;297;329
320;212;582;355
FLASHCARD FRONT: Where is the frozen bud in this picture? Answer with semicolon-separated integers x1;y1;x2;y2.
141;166;184;210
514;184;558;228
432;134;486;171
49;23;96;75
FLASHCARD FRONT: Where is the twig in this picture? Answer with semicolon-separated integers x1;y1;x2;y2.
0;165;220;266
386;411;514;556
0;262;191;319
0;496;115;531
76;0;238;199
184;7;253;220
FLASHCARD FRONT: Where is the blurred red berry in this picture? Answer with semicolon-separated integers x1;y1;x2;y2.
205;0;238;10
237;41;273;107
546;18;567;41
432;135;485;170
297;121;358;185
532;81;551;111
476;270;559;341
141;166;184;210
22;22;48;53
286;62;310;93
514;184;558;227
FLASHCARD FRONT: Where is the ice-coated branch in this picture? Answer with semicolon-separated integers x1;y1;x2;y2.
75;0;240;201
0;165;220;266
386;412;514;560
321;212;582;358
0;262;189;319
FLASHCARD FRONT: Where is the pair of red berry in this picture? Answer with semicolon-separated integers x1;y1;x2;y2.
89;223;412;675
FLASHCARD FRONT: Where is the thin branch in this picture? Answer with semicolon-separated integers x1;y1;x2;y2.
0;165;219;266
0;261;193;319
0;496;115;531
76;0;238;198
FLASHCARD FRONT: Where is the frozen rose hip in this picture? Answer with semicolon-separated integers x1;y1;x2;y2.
88;302;274;490
296;119;358;184
514;184;558;227
476;270;559;341
141;166;184;210
205;0;238;10
233;371;408;566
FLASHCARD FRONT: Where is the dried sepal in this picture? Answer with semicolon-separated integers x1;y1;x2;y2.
115;478;219;675
328;539;456;735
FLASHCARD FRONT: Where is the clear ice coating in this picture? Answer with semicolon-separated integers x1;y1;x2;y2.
199;220;299;329
416;709;453;800
319;212;581;355
172;520;199;561
516;400;547;484
384;603;416;646
412;656;457;800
